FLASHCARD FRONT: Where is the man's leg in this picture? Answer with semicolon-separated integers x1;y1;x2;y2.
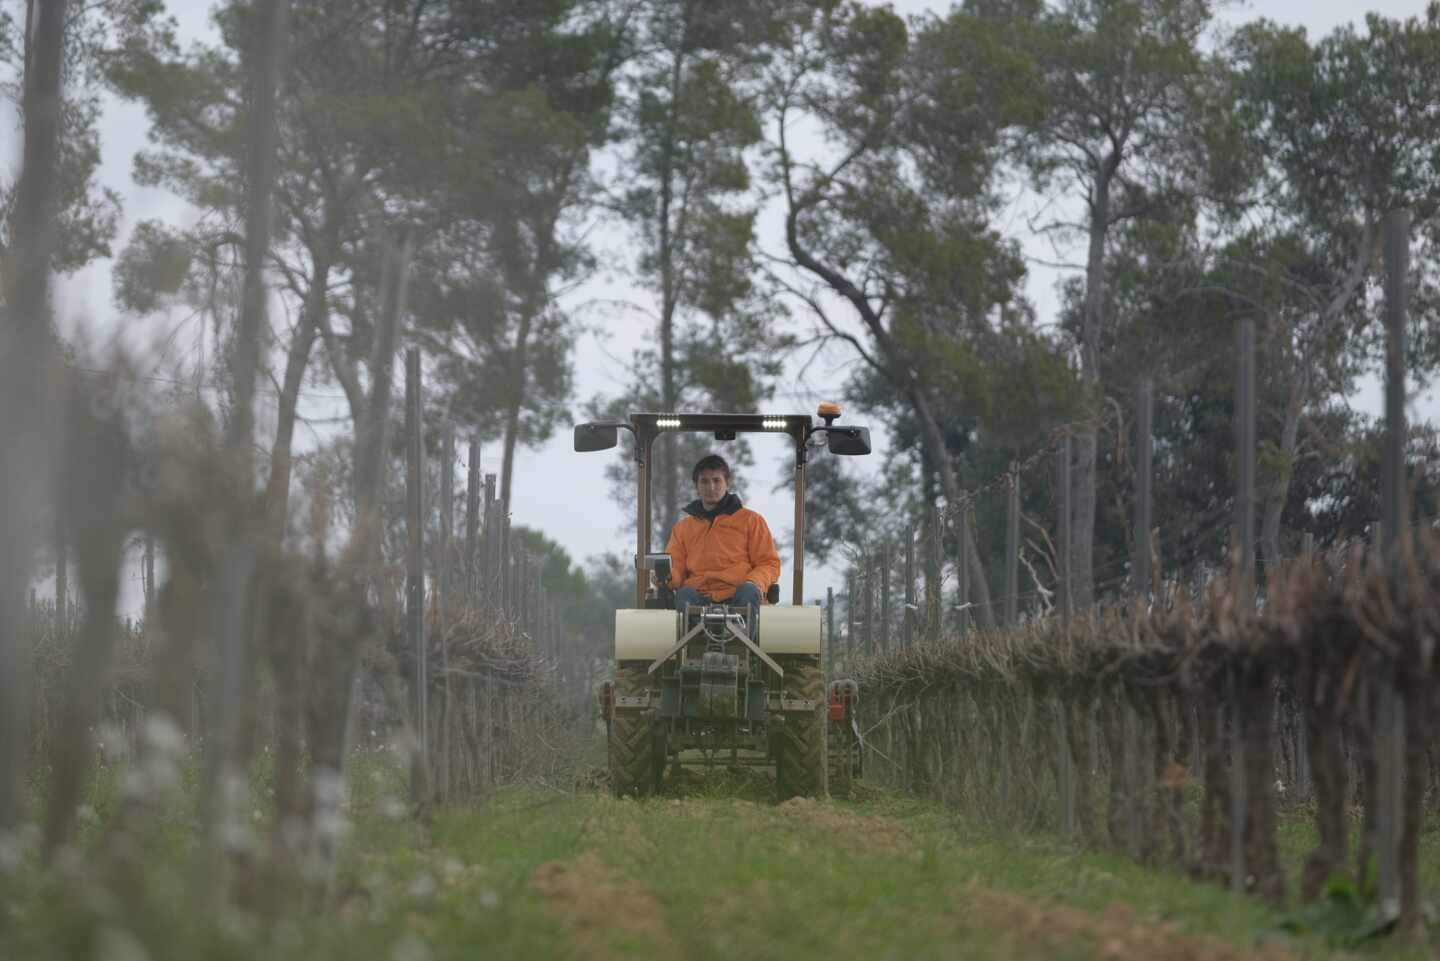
675;586;706;612
730;582;761;635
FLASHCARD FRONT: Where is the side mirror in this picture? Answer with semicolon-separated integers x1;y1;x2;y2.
574;422;619;452
826;426;871;456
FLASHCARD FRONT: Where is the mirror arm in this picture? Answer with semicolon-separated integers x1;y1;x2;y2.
591;420;637;457
809;425;861;441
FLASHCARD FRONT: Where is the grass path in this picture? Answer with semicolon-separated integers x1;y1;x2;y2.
7;782;1433;960
319;788;1407;961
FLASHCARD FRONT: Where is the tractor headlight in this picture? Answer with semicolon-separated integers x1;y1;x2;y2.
762;417;787;431
656;416;682;429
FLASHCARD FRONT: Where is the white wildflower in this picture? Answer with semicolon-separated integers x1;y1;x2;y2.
94;926;150;961
390;932;433;961
141;714;184;759
0;826;38;876
407;873;437;900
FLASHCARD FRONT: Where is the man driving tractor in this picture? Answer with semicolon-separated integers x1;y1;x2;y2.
665;454;780;619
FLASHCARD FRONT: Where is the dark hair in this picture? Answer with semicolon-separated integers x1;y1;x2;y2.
691;454;730;483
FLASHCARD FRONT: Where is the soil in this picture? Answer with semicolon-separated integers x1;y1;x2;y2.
530;852;680;961
958;889;1296;961
773;796;918;857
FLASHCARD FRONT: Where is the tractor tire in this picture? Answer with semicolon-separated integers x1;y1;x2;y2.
775;655;827;801
609;662;660;797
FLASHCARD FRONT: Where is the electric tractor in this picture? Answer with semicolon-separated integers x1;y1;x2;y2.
576;406;870;799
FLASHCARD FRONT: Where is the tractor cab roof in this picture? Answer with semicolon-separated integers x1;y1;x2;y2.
574;404;867;455
631;411;811;437
573;403;870;606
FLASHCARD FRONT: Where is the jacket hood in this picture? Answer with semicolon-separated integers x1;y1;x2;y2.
683;492;742;520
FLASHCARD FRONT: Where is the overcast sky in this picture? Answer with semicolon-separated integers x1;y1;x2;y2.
36;0;1437;612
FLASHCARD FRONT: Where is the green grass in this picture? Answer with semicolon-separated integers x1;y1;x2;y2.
1275;806;1440;892
8;767;1440;961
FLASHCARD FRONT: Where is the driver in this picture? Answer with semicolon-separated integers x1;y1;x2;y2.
666;454;780;618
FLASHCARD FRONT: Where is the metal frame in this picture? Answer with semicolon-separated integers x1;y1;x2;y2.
626;412;813;608
645;607;786;679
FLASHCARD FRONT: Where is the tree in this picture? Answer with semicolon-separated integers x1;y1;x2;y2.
107;0;618;871
1004;0;1215;610
510;525;613;684
763;0;1064;626
0;0;68;835
413;10;618;507
0;0;160;279
110;0;614;546
605;0;793;535
1223;9;1440;568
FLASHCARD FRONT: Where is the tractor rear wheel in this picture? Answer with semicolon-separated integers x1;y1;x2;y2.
609;662;660;797
775;655;827;801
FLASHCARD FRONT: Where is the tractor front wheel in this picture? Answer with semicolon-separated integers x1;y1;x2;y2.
609;662;661;797
775;655;827;801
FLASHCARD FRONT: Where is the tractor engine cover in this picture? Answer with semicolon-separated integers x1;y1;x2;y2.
697;650;740;719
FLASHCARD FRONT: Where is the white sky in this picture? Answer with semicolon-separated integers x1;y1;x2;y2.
32;0;1437;612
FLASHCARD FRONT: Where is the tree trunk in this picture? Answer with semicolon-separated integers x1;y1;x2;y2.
1151;690;1186;867
306;233;411;884
1398;682;1429;940
1072;161;1116;611
1066;691;1097;841
1261;366;1304;574
499;306;533;510
1354;686;1378;886
1197;695;1232;879
259;250;328;859
1241;665;1284;904
0;0;67;834
54;513;67;624
1302;699;1349;899
1099;690;1127;850
655;21;691;534
924;504;941;637
912;388;996;628
200;0;288;902
41;379;129;858
262;261;328;549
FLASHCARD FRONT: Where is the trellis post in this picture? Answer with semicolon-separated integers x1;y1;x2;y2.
879;541;892;650
465;439;480;602
405;348;428;796
1376;208;1410;914
1005;465;1020;626
902;527;915;649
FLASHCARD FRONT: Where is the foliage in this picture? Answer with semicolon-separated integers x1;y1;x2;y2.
509;524;614;658
601;0;796;534
1277;874;1395;947
0;0;166;276
6;784;1393;961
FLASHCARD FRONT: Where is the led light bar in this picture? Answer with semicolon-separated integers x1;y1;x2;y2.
656;416;682;429
762;417;788;430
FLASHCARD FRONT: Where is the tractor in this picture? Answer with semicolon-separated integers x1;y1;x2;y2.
577;406;869;799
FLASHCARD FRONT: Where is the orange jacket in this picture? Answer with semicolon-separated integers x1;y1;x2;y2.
665;494;781;602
